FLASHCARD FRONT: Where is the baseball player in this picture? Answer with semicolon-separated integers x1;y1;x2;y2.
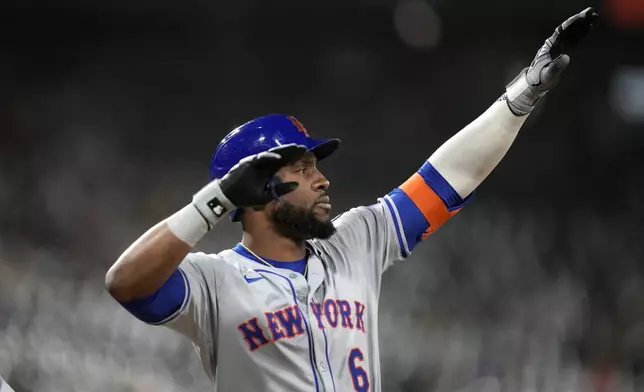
106;8;597;391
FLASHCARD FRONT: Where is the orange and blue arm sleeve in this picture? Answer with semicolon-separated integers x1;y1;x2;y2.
381;161;473;257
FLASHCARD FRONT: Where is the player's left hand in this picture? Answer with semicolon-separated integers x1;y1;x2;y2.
504;7;598;116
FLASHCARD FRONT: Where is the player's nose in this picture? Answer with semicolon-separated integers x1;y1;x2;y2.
313;173;330;192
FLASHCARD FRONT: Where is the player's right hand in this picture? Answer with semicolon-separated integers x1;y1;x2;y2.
192;144;307;228
218;143;308;207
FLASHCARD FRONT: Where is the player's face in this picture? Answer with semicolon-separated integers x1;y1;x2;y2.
267;152;336;241
279;153;331;217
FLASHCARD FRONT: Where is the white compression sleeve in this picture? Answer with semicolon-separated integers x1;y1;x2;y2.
428;100;529;199
166;179;233;247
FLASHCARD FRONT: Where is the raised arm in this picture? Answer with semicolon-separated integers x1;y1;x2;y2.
331;8;599;273
104;211;200;302
430;7;598;198
105;144;307;302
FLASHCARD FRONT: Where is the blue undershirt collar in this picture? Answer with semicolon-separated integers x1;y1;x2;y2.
233;243;308;277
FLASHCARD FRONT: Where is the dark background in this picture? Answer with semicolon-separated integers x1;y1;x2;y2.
1;0;643;391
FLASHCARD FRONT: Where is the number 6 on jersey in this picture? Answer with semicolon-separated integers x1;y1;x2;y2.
348;348;370;391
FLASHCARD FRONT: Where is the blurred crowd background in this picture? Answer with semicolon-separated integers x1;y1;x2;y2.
1;0;644;391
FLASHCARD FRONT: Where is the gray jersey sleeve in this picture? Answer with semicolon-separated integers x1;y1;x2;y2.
320;198;403;283
160;252;220;381
316;163;473;288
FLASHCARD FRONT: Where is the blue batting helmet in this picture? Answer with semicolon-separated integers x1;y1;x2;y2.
209;114;341;221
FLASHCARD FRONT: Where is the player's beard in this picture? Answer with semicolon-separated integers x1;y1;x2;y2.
268;200;336;242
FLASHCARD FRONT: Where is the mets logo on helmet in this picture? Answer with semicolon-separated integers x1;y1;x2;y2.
288;116;310;137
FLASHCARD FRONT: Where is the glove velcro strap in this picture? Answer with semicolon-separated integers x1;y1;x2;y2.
192;180;236;229
504;68;544;116
506;68;530;102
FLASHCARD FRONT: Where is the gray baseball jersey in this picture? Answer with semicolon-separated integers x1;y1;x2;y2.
143;160;470;391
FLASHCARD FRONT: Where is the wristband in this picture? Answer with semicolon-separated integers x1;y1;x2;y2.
166;204;210;247
192;179;235;226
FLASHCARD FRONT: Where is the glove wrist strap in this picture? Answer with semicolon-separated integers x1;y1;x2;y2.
192;179;236;229
503;67;544;116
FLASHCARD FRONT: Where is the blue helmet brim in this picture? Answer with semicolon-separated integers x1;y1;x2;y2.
308;138;340;161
